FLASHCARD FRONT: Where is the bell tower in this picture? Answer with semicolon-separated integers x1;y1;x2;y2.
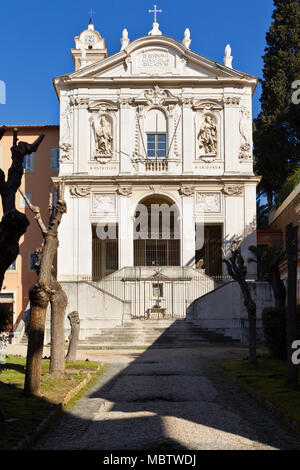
71;17;108;71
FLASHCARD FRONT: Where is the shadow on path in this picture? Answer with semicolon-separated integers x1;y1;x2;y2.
34;322;300;450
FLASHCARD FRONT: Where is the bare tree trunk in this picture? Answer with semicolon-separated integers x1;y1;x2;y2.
49;280;68;377
66;311;80;363
223;241;257;366
286;223;299;390
24;286;49;396
23;200;66;396
0;127;44;291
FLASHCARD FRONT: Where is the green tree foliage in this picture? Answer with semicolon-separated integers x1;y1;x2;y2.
254;0;300;207
275;166;300;207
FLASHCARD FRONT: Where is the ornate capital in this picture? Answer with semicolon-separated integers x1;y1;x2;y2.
118;185;133;196
71;98;89;109
224;96;241;107
179;185;195;197
69;186;91;197
182;98;193;108
223;184;244;197
119;98;133;109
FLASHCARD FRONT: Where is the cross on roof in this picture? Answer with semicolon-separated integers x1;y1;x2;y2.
89;8;96;24
148;4;162;23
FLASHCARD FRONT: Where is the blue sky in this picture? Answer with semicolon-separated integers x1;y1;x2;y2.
0;0;274;125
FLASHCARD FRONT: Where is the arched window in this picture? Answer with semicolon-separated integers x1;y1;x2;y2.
144;109;167;158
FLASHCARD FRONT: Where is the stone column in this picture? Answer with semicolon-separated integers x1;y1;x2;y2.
77;99;89;174
224;96;241;173
180;187;196;266
119;100;133;174
58;186;92;280
77;195;92;277
118;187;134;269
182;99;194;174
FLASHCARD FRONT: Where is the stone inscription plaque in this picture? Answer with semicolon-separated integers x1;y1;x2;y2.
141;52;170;68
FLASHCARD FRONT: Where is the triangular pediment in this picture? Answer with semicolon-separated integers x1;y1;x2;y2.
59;35;256;83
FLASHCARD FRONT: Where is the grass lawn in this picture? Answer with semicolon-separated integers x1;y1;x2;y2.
222;358;300;428
0;355;106;450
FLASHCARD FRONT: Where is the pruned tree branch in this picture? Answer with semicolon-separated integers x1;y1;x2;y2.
18;189;48;236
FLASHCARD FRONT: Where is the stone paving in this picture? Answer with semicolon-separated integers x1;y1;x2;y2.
34;347;300;450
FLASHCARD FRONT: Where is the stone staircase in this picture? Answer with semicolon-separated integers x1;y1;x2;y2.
77;319;240;348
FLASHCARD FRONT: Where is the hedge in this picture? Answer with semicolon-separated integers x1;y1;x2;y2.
262;306;300;360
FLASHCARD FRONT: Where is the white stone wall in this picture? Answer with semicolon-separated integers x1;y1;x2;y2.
187;282;274;343
56;35;258;279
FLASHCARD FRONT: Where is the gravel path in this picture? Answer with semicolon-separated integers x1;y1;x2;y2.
35;347;300;450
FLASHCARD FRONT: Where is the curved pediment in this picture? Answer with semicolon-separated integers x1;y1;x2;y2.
56;35;256;85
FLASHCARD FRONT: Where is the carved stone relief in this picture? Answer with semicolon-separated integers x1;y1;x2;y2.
135;86;179;107
192;100;223;111
239;106;252;161
90;114;113;161
118;185;133;196
223;184;244;197
196;193;221;213
149;184;162;194
69;186;91;197
92;193;116;213
179;185;195;196
60;101;73;161
199;115;218;155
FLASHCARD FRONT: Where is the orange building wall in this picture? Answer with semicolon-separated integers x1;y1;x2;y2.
0;126;59;327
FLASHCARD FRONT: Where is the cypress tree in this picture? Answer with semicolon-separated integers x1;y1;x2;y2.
254;0;300;208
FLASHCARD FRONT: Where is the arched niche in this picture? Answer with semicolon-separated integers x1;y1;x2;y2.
143;108;168;159
90;112;114;160
133;194;181;267
195;110;222;160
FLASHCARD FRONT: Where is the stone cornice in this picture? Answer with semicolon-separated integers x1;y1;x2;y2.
53;175;261;186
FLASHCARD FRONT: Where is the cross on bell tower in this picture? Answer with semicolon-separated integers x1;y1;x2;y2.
89;8;96;25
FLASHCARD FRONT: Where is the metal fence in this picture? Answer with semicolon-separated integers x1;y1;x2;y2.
82;272;232;319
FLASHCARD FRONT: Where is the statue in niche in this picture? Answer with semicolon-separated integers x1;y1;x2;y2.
199;115;217;155
92;115;113;156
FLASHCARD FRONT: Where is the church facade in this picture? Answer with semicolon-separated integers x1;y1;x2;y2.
53;18;259;293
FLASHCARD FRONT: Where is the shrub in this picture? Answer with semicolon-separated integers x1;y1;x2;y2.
262;306;300;360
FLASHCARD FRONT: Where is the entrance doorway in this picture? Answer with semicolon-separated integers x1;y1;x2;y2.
134;195;180;267
92;224;119;280
195;224;223;276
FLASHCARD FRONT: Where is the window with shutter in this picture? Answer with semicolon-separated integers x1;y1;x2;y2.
50;147;60;169
23;153;34;172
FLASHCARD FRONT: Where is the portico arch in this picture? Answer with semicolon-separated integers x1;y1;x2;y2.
133;194;181;266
